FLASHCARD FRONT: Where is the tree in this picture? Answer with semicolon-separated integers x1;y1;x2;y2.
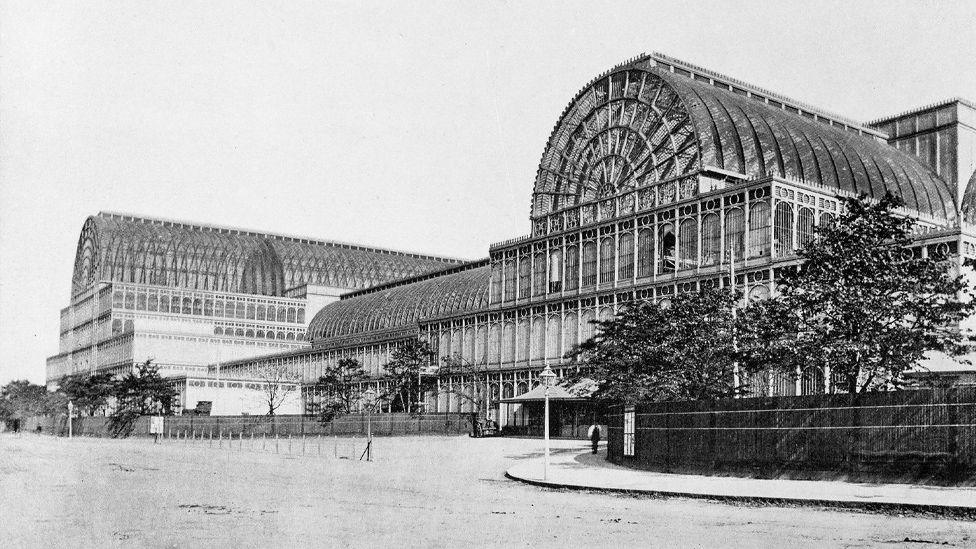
312;357;366;422
568;287;742;404
741;192;975;393
255;363;302;416
438;353;490;415
1;380;64;423
57;372;115;416
382;338;436;413
109;360;179;437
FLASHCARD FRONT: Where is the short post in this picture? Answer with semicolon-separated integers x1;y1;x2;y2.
301;434;306;455
288;434;293;454
67;401;74;439
275;432;279;454
334;435;338;458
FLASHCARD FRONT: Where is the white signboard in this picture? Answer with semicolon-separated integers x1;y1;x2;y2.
149;416;164;434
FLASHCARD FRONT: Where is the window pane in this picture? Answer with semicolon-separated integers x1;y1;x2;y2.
618;232;634;279
748;201;771;259
582;242;597;287
564;245;579;291
599;237;615;283
658;223;675;274
637;228;654;278
773;201;794;257
724;208;745;262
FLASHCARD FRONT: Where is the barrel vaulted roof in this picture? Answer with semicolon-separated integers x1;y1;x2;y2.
306;262;490;344
71;212;465;298
532;53;957;223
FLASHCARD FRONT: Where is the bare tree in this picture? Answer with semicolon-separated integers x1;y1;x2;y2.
255;363;302;416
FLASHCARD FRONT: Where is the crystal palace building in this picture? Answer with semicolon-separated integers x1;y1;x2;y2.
47;53;976;420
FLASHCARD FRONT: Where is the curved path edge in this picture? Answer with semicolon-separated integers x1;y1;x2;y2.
505;465;976;519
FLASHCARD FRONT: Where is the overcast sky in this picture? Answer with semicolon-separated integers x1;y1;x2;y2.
2;0;975;385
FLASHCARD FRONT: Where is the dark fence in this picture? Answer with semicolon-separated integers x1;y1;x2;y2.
19;413;473;438
607;388;976;483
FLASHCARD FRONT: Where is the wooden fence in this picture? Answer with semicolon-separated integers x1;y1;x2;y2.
607;388;976;483
19;412;473;438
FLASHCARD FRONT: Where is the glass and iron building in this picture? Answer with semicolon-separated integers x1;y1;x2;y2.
48;53;976;419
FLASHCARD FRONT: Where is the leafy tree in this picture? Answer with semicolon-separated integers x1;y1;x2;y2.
569;287;741;404
1;380;65;422
382;338;436;413
109;360;178;437
740;192;975;393
57;372;115;416
312;357;367;422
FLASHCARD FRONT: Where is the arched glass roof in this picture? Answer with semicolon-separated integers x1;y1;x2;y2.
306;264;490;344
71;212;464;298
532;55;957;223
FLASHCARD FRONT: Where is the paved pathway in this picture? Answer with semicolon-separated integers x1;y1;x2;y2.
507;442;976;516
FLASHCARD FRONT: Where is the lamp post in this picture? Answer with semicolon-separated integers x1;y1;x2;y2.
363;388;376;461
539;365;557;481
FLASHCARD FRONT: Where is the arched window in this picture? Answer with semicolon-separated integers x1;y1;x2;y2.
678;218;698;270
582;241;597;287
490;262;503;302
193;298;203;316
518;256;531;299
564;245;579;291
517;319;530;363
124;292;135;309
562;312;578;352
748;201;771;259
245;329;254;338
464;328;475;362
214;300;223;317
532;253;546;296
266;331;275;340
203;299;213;316
819;211;835;230
618;232;634;279
159;294;170;312
182;297;193;315
236;328;246;337
599;237;615;283
256;330;265;339
136;293;147;310
748;284;771;301
531;317;545;360
246;303;255;320
503;260;516;301
724;207;745;262
658;223;675;274
546;316;561;359
214;326;223;336
502;322;515;363
637;228;654;278
276;306;286;322
256;304;266;321
798;207;815;248
475;325;487;364
580;309;596;342
488;324;501;362
548;249;563;293
701;213;720;266
287;307;296;323
236;302;246;319
286;332;295;340
148;294;158;312
773;201;795;257
297;308;305;324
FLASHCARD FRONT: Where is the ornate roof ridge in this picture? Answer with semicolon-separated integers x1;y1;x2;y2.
649;52;885;137
96;211;468;263
341;258;490;300
867;97;976;126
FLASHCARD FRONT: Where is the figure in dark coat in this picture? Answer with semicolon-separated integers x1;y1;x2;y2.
589;424;601;454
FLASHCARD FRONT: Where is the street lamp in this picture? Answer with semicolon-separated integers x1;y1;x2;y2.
539;365;557;481
362;388;377;461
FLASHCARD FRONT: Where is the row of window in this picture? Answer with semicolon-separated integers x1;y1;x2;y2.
492;201;828;302
112;290;306;324
212;326;304;341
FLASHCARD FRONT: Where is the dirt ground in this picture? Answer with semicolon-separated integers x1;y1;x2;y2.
1;433;974;548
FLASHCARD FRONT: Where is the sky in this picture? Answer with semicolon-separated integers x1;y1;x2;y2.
2;0;975;385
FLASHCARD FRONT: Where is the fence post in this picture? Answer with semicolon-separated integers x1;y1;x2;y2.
302;434;306;455
275;433;279;454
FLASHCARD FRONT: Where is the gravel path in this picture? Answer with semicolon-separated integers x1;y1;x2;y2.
2;433;974;548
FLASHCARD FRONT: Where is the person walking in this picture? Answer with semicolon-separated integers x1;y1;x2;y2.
588;423;601;454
